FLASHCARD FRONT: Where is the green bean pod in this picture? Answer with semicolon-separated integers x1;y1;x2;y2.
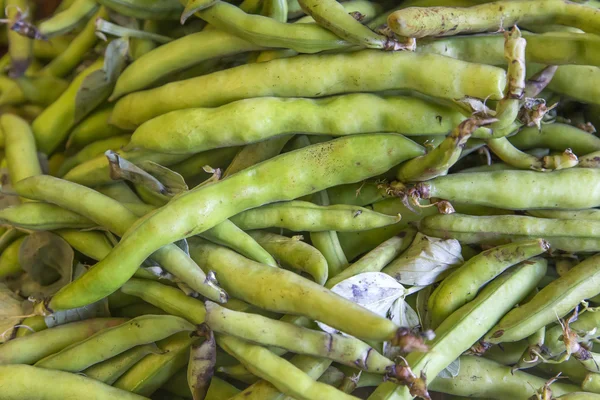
6;0;32;77
223;135;292;177
509;124;600;156
35;315;194;372
58;134;131;177
428;239;549;329
418;213;600;252
248;230;328;285
483;254;600;344
369;259;547;400
537;64;600;106
33;59;104;155
0;235;24;278
0;318;127;365
38;0;98;37
557;394;600;399
387;0;600;38
0;364;149;400
218;334;358;400
170;147;240;184
189;238;400;342
110;50;506;129
45;134;422;311
96;0;183;19
66;106;128;150
128;94;472;155
40;7;108;78
230;200;402;232
97;181;143;204
428;356;578;399
83;344;160;384
114;331;197;396
2;113;41;184
0;202;95;230
327;181;390;207
326;229;416;289
15;175;227;303
416;168;600;210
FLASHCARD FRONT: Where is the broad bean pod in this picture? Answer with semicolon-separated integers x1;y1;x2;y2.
415;168;600;210
44;134;422;311
205;301;393;373
509;124;600;156
110;50;506;129
58;134;131;177
96;181;143;204
428;356;578;399
535;64;600;106
188;238;400;342
14;175;227;303
0;202;95;230
248;230;328;285
127;94;469;155
368;259;547;399
327;181;391;207
1;113;41;184
66;106;128;150
0;318;126;365
83;344;159;384
418;213;600;252
325;229;416;289
387;0;600;38
113;331;197;396
527;209;600;221
38;0;98;37
33;59;104;155
484;253;600;344
95;0;183;20
170;147;240;184
0;235;25;278
217;334;358;400
428;239;549;329
223;135;292;177
0;364;149;400
230;200;402;232
35;315;194;372
112;303;168;318
557;394;600;399
5;0;32;77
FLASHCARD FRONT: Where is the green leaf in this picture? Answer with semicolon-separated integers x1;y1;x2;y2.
74;38;129;123
0;283;26;343
18;231;74;297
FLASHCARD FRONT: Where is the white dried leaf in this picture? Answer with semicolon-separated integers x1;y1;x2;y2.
0;283;26;343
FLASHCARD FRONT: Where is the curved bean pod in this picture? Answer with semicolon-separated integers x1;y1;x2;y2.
205;301;393;373
0;235;25;278
110;50;506;129
416;168;600;210
2;113;41;184
45;134;421;311
83;344;159;384
327;181;391;207
428;239;549;329
509;124;600;155
38;0;98;37
0;318;126;365
57;134;131;177
369;259;547;399
14;175;227;303
248;230;328;284
557;394;600;399
527;209;600;220
170;147;240;183
0;202;95;230
5;0;32;77
95;0;183;20
387;0;600;38
128;94;467;155
66;106;128;150
35;315;194;372
223;135;292;177
326;229;416;289
113;331;196;396
189;238;400;342
231;200;401;232
0;364;149;400
484;253;600;344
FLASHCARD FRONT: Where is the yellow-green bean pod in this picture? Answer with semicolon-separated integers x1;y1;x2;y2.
0;235;25;278
110;50;506;129
0;318;127;365
83;343;160;384
509;123;600;155
55;229;113;261
1;113;41;183
5;0;32;77
0;364;149;400
15;315;47;337
58;134;131;177
66;106;128;151
96;0;184;20
223;135;292;177
170;146;240;184
0;202;95;230
230;201;401;232
38;0;99;37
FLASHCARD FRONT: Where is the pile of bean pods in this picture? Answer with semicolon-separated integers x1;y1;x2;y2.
0;0;599;399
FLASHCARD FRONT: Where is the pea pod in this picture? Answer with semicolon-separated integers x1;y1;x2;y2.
0;364;149;400
415;168;600;210
248;230;328;285
189;238;400;342
0;318;126;365
418;213;600;253
128;94;470;155
110;50;506;129
35;315;194;372
368;258;547;400
483;253;600;345
83;344;160;384
42;133;423;312
428;239;550;329
231;200;402;232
